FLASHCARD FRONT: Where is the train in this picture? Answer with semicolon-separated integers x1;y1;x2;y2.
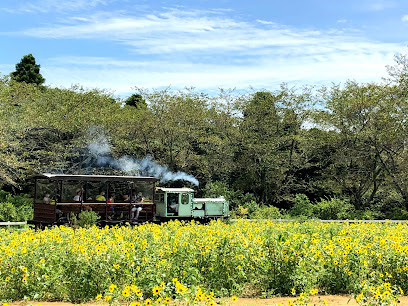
28;173;229;227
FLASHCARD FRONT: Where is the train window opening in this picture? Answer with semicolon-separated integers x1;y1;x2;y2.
35;179;55;204
181;193;189;205
108;181;129;203
167;193;179;215
85;182;107;202
61;181;82;203
133;182;153;203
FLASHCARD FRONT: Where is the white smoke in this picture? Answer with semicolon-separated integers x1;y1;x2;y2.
88;141;199;186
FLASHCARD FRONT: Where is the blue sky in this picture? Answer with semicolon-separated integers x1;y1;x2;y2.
1;0;408;97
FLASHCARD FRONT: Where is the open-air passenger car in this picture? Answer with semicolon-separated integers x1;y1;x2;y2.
29;173;159;227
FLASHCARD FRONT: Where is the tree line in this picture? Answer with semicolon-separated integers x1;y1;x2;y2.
2;53;408;219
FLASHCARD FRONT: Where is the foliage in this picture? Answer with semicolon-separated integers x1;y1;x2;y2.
288;194;355;220
289;194;315;218
0;202;17;221
124;93;147;109
313;197;354;220
0;190;32;221
10;54;45;85
250;204;282;219
74;210;100;228
0;220;407;305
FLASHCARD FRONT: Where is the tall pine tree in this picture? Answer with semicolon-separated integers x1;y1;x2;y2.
11;54;45;85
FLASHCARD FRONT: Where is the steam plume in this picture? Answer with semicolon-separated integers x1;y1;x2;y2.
88;141;199;186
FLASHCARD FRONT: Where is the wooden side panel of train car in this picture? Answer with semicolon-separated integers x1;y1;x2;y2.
33;203;56;222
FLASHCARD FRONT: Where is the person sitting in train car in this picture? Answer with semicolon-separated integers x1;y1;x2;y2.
135;192;144;203
95;192;106;202
167;195;178;213
107;197;116;217
43;194;50;204
131;206;142;219
168;203;178;213
131;192;144;219
73;190;82;202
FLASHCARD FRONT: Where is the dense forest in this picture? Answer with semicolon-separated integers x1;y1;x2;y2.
2;53;408;220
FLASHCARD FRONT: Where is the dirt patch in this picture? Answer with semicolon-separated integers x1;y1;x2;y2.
6;296;408;305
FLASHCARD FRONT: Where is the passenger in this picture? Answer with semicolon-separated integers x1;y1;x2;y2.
131;206;142;219
108;197;116;216
168;203;178;213
167;195;179;214
43;194;50;204
50;194;59;205
95;192;106;202
73;190;82;202
131;192;143;219
136;192;144;203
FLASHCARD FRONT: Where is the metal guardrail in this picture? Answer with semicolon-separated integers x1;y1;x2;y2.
231;219;408;223
0;221;27;226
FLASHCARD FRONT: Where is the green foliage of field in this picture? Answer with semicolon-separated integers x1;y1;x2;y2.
0;220;407;305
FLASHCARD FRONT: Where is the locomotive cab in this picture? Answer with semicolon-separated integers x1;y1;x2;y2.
155;187;194;218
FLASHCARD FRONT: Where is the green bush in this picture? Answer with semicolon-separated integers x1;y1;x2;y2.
352;209;382;220
250;205;282;219
385;208;408;220
0;190;33;221
0;202;17;221
313;198;354;220
75;210;100;228
289;194;314;218
232;205;249;218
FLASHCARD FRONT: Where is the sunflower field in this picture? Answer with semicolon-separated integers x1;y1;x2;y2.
1;219;408;305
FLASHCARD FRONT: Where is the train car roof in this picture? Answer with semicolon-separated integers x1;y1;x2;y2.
156;187;195;193
34;173;159;182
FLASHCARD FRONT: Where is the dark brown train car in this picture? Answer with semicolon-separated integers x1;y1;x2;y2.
28;173;159;227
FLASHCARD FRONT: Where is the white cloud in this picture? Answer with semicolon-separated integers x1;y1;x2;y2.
402;15;408;22
17;9;404;59
5;8;408;95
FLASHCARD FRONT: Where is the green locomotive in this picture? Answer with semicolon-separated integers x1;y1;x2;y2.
154;187;229;221
28;173;229;227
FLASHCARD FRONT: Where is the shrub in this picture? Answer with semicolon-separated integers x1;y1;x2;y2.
352;209;382;220
250;205;282;219
0;190;33;221
313;197;354;220
0;202;17;221
241;200;259;216
233;205;249;218
289;194;314;218
75;211;100;228
385;208;408;220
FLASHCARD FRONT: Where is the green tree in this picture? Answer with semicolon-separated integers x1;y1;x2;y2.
124;93;147;109
236;87;313;206
315;81;408;210
11;54;45;85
